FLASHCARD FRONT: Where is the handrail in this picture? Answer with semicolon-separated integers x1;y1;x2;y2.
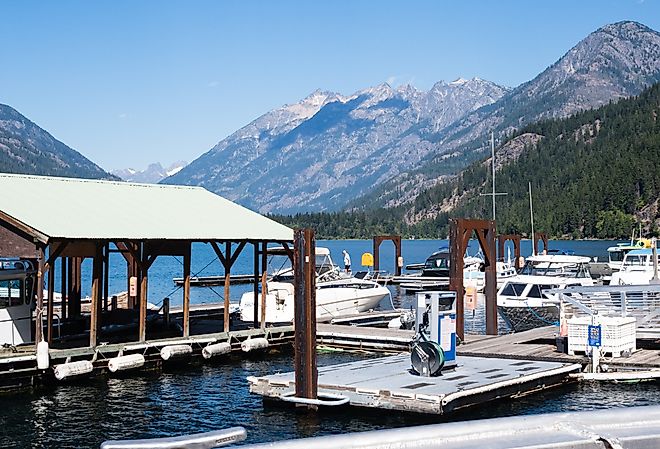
280;391;350;407
100;427;246;449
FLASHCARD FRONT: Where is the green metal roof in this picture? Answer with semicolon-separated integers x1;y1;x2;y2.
0;173;293;242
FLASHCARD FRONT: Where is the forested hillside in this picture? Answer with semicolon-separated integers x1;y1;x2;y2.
274;82;660;239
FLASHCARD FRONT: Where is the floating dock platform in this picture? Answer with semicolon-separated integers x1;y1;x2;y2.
248;354;581;414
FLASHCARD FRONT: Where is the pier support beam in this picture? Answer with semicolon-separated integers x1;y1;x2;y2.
90;243;103;348
449;219;498;339
294;228;317;403
139;246;149;342
373;235;402;276
498;234;522;269
34;246;45;347
252;242;260;328
534;232;549;256
260;241;268;330
182;243;191;337
47;257;55;344
60;256;67;321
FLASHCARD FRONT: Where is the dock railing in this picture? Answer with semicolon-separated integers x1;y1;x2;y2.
556;284;660;339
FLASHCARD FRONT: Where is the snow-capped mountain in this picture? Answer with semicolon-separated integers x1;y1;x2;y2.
163;78;508;213
113;161;187;183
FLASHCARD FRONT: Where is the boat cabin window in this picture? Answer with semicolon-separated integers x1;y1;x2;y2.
501;282;527;297
527;284;556;298
0;278;25;308
609;251;624;263
425;257;449;269
623;255;648;267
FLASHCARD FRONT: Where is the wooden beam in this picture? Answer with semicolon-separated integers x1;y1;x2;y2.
294;229;317;402
43;241;68;273
139;244;149;342
0;211;48;244
60;256;67;321
228;241;247;268
210;241;228;269
34;246;45;347
261;240;268;330
182;242;191;337
47;258;55;344
103;242;109;311
252;242;259;328
90;244;103;348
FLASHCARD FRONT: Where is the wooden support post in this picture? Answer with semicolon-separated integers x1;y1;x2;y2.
373;238;380;273
139;245;149;342
449;220;464;341
47;256;55;344
60;256;67;321
111;295;117;310
90;244;103;348
182;243;191;337
222;242;232;333
103;242;109;309
481;224;498;336
294;228;317;403
163;297;170;328
394;236;402;276
252;242;259;328
34;246;45;347
260;241;268;330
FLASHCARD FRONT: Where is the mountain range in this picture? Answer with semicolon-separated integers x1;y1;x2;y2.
111;161;187;183
164;21;660;214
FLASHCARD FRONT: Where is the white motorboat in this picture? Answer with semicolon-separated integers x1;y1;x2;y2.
606;238;653;272
497;254;595;332
239;247;391;323
610;248;660;285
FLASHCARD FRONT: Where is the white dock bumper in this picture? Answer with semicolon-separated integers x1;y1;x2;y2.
160;344;193;361
241;338;269;352
108;354;146;373
202;342;232;359
53;360;94;381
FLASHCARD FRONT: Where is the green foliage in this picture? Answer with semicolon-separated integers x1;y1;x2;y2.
274;82;660;239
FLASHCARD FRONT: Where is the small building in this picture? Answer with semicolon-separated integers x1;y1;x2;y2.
0;173;293;348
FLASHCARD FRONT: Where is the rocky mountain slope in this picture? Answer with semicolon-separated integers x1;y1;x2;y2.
365;21;660;209
163;79;508;213
0;103;115;179
112;161;187;183
166;21;660;215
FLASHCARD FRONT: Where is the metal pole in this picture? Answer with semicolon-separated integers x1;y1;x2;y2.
491;131;496;222
294;228;317;404
529;182;535;256
651;238;660;284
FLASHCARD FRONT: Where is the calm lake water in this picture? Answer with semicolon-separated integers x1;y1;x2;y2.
2;239;651;448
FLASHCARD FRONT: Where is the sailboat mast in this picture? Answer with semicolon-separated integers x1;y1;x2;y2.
491;132;496;222
529;181;535;256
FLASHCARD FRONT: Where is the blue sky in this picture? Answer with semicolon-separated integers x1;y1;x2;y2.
0;0;658;171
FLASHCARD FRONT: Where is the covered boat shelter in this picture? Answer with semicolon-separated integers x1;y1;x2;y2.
0;173;293;349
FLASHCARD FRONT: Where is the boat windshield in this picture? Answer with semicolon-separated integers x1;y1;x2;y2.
608;250;625;263
425;256;449;270
519;260;590;278
624;255;648;267
0;278;26;308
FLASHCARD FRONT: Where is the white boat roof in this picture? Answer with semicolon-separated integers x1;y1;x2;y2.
526;254;591;264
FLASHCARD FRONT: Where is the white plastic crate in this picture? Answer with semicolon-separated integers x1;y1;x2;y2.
567;316;636;357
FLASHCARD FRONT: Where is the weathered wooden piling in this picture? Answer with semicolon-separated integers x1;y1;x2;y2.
293;228;317;404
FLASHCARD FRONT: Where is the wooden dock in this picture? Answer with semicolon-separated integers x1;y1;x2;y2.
0;325;294;393
317;323;660;370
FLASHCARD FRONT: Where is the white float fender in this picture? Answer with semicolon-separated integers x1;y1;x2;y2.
160;344;193;361
108;354;145;373
36;340;49;370
202;342;232;359
54;360;94;381
241;338;269;352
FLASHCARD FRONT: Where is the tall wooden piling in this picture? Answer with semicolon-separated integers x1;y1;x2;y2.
293;228;317;403
183;243;191;337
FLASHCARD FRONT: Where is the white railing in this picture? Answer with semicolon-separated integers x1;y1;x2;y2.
554;284;660;337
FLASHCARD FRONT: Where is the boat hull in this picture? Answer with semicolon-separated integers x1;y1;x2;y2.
239;282;390;323
497;304;559;333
